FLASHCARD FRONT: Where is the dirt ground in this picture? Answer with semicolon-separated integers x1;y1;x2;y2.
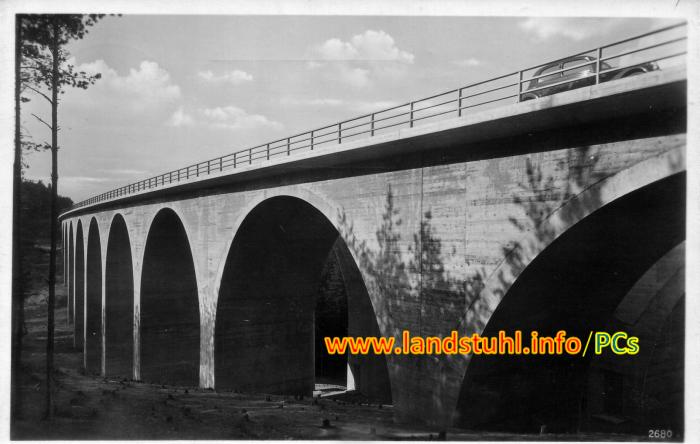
10;247;646;441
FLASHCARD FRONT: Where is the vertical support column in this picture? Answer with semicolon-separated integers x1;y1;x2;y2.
82;229;88;370
132;259;142;381
457;89;463;117
100;226;108;377
517;70;523;102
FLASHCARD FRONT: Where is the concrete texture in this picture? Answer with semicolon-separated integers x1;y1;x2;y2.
59;72;686;429
85;218;102;374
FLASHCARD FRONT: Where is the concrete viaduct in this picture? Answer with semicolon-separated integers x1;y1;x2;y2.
59;67;686;431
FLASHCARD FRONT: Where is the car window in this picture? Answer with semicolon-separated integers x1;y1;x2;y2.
562;58;593;76
536;64;560;83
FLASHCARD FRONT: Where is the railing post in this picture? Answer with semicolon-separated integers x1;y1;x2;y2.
409;102;414;128
287;138;290;155
371;114;375;136
267;143;270;159
517;70;523;102
250;148;253;164
186;167;189;179
233;152;237;168
219;157;223;171
596;47;602;84
457;89;463;117
310;131;314;150
207;160;210;175
338;123;342;144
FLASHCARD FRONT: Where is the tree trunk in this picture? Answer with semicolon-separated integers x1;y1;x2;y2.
44;17;59;420
12;14;25;421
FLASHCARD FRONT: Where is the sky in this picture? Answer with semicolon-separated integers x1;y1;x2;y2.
20;15;679;202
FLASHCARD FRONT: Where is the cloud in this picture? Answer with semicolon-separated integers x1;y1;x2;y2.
451;57;483;67
197;69;254;85
308;30;414;88
167;106;195;127
167;105;282;132
313;30;415;63
518;18;623;41
338;66;371;88
59;59;182;121
78;59;181;103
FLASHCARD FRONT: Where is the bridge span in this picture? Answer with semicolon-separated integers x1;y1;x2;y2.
59;59;686;430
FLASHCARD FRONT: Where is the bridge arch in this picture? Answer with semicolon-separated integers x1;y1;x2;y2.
68;222;74;326
85;217;103;373
453;168;685;433
214;193;392;401
74;220;85;350
105;213;134;377
140;207;200;385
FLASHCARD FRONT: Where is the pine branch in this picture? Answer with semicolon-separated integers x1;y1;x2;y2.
31;113;53;131
24;85;53;104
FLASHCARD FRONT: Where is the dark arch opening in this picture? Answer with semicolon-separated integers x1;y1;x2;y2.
68;223;74;326
215;196;391;402
74;221;85;350
454;172;685;434
140;209;199;385
585;241;685;435
105;215;134;378
85;218;102;374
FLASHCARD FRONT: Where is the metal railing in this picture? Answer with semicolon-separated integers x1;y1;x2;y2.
70;22;687;210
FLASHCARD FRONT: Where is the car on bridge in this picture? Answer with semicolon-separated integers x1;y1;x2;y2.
520;55;659;100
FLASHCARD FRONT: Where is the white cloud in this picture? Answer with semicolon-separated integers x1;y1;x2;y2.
451;57;483;67
60;59;182;119
167;105;282;132
167;106;195;127
313;30;414;63
339;66;371;88
518;18;623;41
197;69;254;85
308;30;414;89
78;59;181;102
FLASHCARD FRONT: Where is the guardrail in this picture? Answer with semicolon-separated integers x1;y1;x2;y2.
70;22;687;210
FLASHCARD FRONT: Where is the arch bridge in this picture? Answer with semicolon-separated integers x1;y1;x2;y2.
59;30;687;431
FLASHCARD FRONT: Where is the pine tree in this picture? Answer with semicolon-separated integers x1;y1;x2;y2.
18;14;105;419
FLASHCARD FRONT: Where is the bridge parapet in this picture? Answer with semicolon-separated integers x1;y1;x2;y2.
62;22;687;217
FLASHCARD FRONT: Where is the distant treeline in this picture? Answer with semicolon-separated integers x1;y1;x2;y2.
20;179;73;246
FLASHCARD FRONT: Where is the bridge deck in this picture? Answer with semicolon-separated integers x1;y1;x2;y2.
60;65;686;220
